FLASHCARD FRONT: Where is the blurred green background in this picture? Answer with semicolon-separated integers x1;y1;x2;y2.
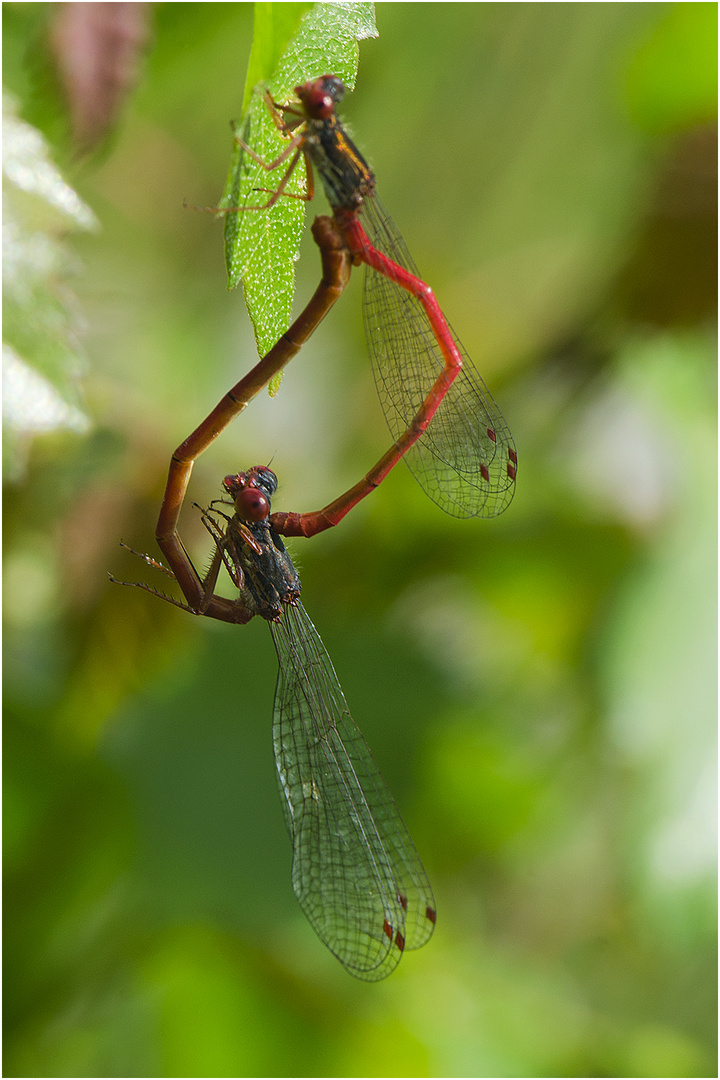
3;3;717;1077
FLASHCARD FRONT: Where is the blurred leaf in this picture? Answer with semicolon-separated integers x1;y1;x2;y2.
221;0;377;373
2;91;96;480
600;333;717;941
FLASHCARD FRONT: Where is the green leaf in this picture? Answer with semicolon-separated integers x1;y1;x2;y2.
221;1;377;365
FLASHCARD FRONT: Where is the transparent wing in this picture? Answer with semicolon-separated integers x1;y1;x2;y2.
362;195;517;519
270;601;436;981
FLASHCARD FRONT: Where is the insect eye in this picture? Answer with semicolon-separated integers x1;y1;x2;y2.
237;486;270;522
317;94;334;117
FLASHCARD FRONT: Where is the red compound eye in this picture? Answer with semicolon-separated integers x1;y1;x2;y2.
315;93;335;118
237;486;270;522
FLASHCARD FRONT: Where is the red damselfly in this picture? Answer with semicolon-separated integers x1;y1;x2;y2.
232;75;518;519
114;466;436;980
156;213;494;559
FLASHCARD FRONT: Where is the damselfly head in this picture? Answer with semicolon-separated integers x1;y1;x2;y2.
223;467;277;523
296;75;346;120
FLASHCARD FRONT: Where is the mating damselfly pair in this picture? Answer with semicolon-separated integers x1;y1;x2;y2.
116;76;516;979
